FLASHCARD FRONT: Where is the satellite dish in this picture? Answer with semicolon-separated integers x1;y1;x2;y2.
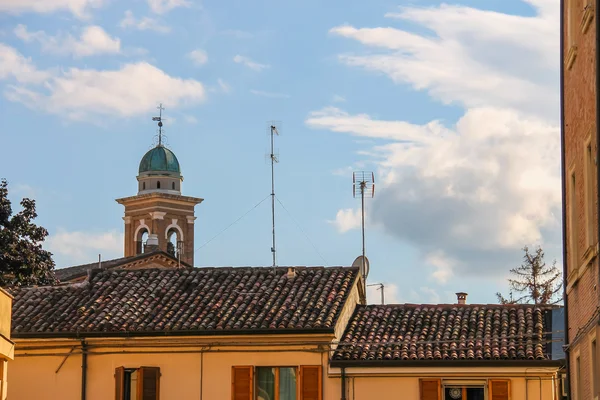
352;255;370;278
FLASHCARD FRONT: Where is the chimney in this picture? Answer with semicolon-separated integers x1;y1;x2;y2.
287;267;296;279
456;292;468;305
144;234;160;253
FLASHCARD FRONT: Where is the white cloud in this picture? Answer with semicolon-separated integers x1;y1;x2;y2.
329;3;558;121
0;0;104;18
0;43;51;83
188;49;208;66
425;250;456;284
0;44;206;121
306;106;451;143
15;25;121;58
48;229;123;266
250;89;289;99
310;2;560;279
233;55;270;71
120;10;171;33
328;208;361;233
332;94;346;103
147;0;190;14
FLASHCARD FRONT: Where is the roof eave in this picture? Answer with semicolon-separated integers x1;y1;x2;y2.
12;327;336;340
329;359;565;368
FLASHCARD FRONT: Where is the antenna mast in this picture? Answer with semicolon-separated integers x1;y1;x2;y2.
152;103;165;146
270;124;279;269
353;171;375;282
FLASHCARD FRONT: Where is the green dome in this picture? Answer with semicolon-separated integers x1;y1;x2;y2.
138;146;181;175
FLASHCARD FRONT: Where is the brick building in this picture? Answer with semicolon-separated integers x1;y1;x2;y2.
561;0;600;399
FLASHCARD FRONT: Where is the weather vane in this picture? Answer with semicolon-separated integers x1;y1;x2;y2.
152;103;165;146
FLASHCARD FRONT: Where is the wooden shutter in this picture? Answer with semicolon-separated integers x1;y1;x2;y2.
115;367;125;400
137;367;160;400
490;380;511;400
420;379;441;400
300;365;322;400
231;366;253;400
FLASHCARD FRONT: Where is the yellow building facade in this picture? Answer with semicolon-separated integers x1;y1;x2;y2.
0;288;13;400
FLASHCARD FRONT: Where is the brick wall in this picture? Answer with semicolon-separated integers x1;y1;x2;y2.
563;1;600;399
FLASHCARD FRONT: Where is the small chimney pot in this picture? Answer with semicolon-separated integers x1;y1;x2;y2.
456;292;468;305
287;267;296;279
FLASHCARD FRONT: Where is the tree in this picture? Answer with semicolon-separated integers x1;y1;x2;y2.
0;179;56;287
496;246;562;305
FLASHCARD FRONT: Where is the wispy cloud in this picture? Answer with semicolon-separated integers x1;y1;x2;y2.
120;10;170;33
250;89;289;99
15;24;121;58
187;49;208;66
233;55;270;72
332;94;346;103
147;0;190;14
0;0;105;19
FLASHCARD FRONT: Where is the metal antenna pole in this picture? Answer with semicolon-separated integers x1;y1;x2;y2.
270;125;279;269
152;103;165;146
361;181;366;279
353;171;375;285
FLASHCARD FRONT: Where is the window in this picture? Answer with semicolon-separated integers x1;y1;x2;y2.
115;366;160;400
172;182;175;190
593;338;599;399
419;380;509;400
232;365;321;400
256;367;296;400
157;181;161;189
567;0;575;47
576;355;582;400
143;182;146;190
585;141;596;247
569;171;579;272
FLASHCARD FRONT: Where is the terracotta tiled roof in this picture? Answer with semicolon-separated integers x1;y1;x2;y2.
54;251;191;282
12;266;358;337
333;304;553;363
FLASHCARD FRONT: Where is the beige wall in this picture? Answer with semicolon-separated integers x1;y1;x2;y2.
9;336;329;400
10;337;559;400
0;288;12;400
326;367;559;400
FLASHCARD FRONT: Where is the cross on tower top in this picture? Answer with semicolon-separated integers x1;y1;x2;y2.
152;103;165;146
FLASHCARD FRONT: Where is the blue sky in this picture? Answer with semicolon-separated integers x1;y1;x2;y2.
0;0;560;304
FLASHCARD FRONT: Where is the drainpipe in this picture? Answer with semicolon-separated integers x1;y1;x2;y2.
559;0;572;398
340;367;346;400
81;340;88;400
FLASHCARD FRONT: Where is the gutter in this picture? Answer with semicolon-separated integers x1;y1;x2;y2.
81;340;87;400
559;0;572;398
329;359;565;369
11;327;336;340
340;367;347;400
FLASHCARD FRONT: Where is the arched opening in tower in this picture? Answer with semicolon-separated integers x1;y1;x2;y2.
136;229;149;254
167;228;181;258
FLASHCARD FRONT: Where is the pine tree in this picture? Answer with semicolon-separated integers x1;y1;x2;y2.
496;246;562;305
0;179;57;287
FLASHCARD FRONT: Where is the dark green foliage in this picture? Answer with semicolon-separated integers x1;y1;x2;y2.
496;246;562;305
0;179;56;287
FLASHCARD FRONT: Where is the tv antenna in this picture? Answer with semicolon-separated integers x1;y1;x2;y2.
353;171;375;282
269;123;280;269
367;283;385;305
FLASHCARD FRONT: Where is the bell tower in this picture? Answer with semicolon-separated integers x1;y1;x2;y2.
116;105;203;266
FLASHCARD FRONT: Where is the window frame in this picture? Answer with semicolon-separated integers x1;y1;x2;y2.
584;135;596;249
568;167;579;274
255;366;299;400
115;366;160;400
591;330;599;400
575;352;582;400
